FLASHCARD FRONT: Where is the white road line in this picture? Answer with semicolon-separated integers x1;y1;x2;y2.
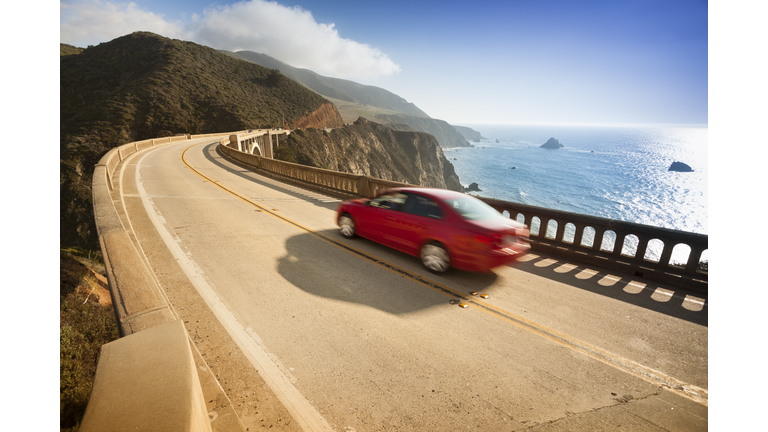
134;149;334;432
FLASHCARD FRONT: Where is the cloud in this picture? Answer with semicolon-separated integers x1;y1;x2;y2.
59;0;400;80
192;0;400;79
60;1;189;47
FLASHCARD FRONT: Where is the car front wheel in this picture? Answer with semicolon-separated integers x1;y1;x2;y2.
339;214;356;238
421;242;450;273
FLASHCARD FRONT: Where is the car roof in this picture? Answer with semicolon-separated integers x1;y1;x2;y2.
391;187;470;201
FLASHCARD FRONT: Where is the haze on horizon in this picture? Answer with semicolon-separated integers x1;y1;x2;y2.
59;0;710;127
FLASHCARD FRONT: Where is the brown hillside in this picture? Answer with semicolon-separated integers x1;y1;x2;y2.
60;32;343;250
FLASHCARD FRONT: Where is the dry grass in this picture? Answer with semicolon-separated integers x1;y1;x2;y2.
60;250;118;431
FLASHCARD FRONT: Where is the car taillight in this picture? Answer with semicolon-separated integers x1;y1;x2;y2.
475;233;505;247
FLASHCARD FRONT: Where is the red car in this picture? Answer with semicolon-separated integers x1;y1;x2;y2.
336;187;530;273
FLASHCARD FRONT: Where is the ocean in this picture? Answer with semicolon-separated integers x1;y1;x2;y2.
444;124;708;261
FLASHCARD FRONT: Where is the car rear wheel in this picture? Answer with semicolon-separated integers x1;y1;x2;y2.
339;214;356;238
421;242;450;273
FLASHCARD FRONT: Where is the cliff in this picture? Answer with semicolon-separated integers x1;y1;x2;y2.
294;102;344;129
277;117;462;191
373;113;470;148
453;125;483;142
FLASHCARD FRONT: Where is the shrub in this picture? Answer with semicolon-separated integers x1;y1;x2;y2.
273;146;296;163
60;251;119;430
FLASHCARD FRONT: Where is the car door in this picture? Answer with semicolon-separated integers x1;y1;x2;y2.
384;193;444;255
358;191;407;246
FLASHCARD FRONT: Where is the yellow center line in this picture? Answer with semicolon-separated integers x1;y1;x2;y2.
182;143;708;407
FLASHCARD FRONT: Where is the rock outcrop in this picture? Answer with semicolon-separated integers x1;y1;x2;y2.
466;182;482;192
279;117;462;191
668;161;694;172
294;101;344;129
541;138;564;149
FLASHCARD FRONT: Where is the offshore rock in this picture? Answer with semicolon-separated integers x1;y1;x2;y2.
466;182;482;192
541;137;564;149
668;161;694;172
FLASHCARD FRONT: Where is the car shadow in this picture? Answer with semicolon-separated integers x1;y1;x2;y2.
276;229;499;316
511;252;708;327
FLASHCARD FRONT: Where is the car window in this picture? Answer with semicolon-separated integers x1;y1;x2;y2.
443;196;502;220
368;192;408;211
402;194;442;219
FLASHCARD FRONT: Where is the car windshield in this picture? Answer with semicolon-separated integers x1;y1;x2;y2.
443;196;503;221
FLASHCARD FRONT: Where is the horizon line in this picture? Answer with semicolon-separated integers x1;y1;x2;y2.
455;122;708;128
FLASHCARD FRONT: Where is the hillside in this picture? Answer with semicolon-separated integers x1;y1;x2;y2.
220;50;471;148
60;32;344;249
276;117;462;191
60;43;84;56
221;50;430;118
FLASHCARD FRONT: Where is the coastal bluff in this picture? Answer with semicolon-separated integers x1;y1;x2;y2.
278;117;462;191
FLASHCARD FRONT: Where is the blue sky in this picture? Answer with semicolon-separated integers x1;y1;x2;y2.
57;0;713;126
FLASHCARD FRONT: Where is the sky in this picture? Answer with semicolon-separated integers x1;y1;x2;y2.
57;0;716;127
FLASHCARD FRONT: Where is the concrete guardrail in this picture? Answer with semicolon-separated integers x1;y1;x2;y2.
86;132;243;431
479;197;707;292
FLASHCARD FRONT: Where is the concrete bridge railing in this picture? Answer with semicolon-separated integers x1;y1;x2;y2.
478;197;707;292
218;142;410;197
86;132;245;431
218;142;708;293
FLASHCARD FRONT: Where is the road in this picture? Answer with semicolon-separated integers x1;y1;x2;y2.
118;137;707;431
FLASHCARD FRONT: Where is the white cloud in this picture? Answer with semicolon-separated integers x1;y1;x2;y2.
60;1;189;47
59;0;400;80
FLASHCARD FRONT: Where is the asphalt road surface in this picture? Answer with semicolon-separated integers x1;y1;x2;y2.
119;138;708;431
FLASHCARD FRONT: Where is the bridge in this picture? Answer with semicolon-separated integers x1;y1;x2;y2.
81;132;708;431
229;129;291;158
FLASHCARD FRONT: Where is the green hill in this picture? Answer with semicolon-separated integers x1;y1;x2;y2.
220;50;470;148
60;43;84;56
221;50;431;119
60;32;342;250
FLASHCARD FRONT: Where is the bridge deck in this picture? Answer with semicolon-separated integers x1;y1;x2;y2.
110;138;707;431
